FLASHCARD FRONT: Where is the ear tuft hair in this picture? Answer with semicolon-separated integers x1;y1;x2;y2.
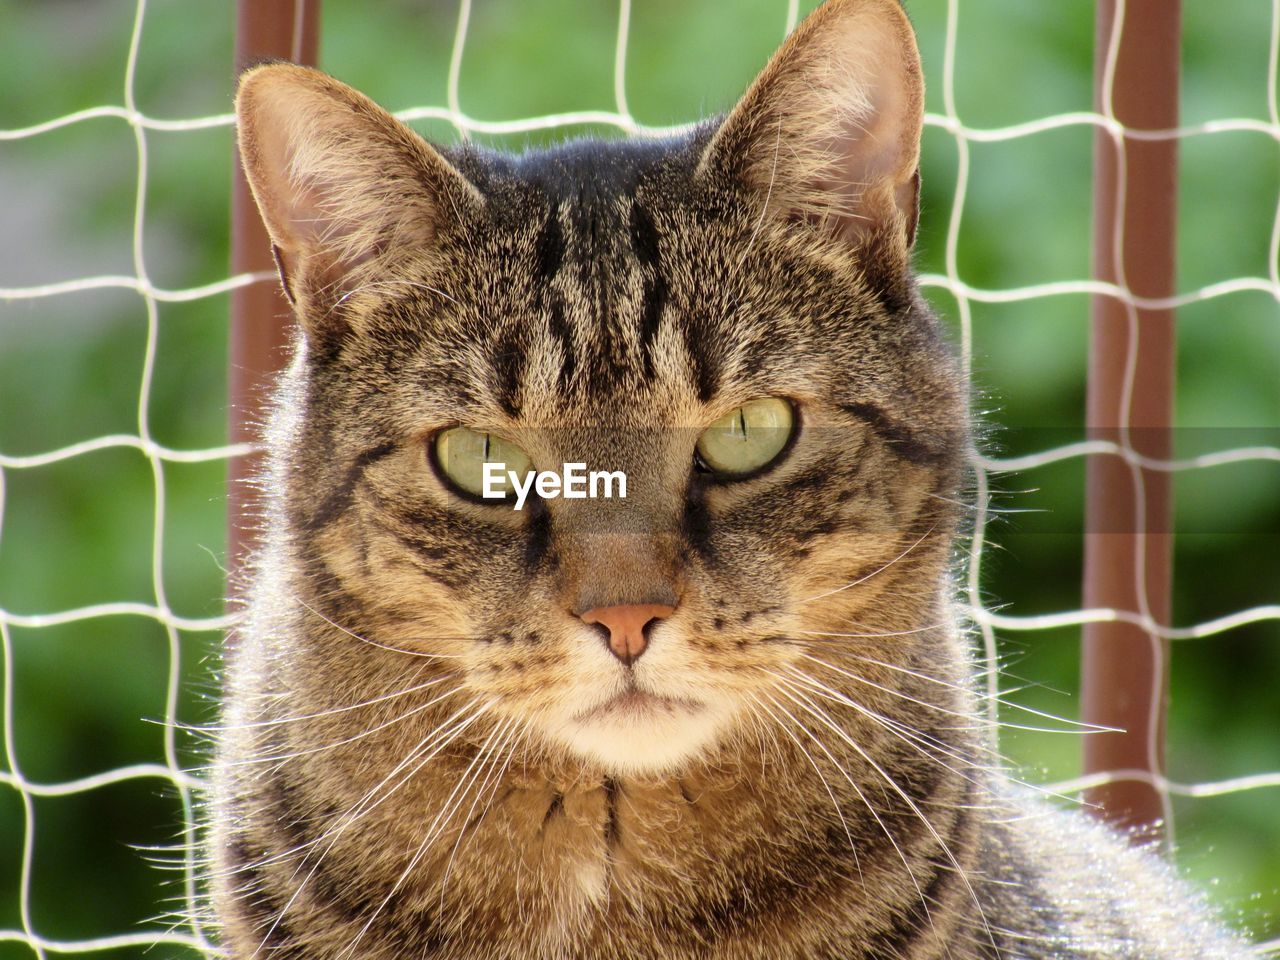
235;64;481;324
700;0;924;250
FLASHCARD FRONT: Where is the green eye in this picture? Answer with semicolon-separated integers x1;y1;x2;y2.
695;398;795;478
433;427;533;501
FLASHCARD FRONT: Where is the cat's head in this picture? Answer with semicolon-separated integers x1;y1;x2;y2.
236;0;968;777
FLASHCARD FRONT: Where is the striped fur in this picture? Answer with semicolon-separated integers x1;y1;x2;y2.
211;1;1252;958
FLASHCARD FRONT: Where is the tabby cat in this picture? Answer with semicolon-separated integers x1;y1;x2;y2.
211;1;1254;957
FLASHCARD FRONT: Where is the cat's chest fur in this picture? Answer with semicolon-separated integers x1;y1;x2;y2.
224;680;983;959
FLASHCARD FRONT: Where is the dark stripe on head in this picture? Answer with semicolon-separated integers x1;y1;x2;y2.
839;402;950;465
630;201;660;271
682;312;721;403
303;441;397;532
630;202;667;380
489;326;527;417
294;552;382;646
384;527;469;589
546;297;576;388
778;450;867;499
532;205;575;384
534;206;565;283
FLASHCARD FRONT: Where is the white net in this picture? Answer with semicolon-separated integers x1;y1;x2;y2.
0;0;1277;956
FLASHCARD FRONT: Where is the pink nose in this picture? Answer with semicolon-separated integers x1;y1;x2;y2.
579;604;675;666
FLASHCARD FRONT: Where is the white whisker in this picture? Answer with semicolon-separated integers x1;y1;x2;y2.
746;692;862;882
758;693;931;930
436;719;526;907
775;668;994;789
796;525;938;604
770;682;997;954
299;599;468;659
332;277;459;311
216;682;462;771
188;673;451;733
828;652;1122;733
797;619;953;640
245;702;491;956
336;716;518;959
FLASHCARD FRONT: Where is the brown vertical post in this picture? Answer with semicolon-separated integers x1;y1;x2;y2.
1082;0;1179;836
229;0;321;585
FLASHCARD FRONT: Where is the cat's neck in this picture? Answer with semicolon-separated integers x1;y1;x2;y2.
256;660;985;958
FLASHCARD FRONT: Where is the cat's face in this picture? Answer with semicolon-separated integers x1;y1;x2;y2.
238;0;966;777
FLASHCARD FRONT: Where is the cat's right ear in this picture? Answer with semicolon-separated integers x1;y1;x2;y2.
698;0;924;255
235;64;481;329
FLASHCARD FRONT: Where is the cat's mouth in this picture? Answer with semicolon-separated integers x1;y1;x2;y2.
554;683;730;773
575;689;703;723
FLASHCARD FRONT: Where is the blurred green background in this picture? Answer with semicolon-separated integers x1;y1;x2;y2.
0;0;1277;956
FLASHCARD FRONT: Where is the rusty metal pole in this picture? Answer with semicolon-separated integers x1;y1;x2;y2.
1082;0;1180;837
228;0;321;586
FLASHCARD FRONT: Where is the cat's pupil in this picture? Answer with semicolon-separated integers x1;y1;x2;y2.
694;396;795;479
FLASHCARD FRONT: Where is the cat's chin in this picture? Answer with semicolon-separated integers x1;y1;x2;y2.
552;693;735;777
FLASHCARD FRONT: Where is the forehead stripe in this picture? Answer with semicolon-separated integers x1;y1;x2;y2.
489;325;527;417
535;207;576;388
630;201;667;380
534;205;565;283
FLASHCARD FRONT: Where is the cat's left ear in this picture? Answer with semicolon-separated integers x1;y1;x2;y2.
699;0;924;250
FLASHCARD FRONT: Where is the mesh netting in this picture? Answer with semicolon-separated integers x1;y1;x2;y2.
0;0;1277;955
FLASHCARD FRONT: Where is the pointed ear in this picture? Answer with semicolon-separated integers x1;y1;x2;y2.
699;0;924;250
235;63;481;325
